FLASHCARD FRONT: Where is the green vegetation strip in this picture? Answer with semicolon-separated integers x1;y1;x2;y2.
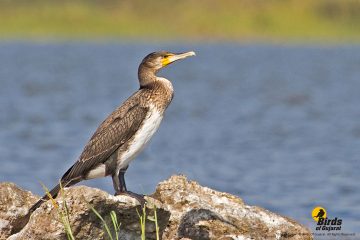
0;0;359;42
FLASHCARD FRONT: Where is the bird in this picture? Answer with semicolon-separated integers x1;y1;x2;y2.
29;51;195;213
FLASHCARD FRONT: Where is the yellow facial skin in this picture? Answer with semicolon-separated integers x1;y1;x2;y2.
161;51;196;67
161;55;174;66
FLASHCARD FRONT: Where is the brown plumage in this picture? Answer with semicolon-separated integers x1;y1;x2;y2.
29;50;195;213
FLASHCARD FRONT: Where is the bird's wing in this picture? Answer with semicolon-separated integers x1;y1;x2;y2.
62;101;148;181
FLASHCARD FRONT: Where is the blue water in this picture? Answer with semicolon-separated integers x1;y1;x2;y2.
0;42;359;233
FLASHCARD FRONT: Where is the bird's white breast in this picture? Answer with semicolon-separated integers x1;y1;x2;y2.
117;104;163;170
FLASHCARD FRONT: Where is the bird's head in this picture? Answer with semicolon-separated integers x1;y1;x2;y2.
140;51;196;72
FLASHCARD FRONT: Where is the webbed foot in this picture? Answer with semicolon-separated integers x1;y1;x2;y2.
115;191;146;207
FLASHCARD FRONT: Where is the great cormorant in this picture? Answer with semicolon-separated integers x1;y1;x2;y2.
29;51;195;212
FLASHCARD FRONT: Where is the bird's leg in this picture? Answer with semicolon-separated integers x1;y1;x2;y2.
118;167;127;192
112;165;128;192
113;166;146;206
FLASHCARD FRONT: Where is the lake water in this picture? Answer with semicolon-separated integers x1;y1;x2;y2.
0;41;359;233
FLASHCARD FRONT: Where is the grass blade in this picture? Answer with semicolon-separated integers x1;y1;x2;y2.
90;206;114;240
110;210;121;240
154;205;159;240
136;206;147;240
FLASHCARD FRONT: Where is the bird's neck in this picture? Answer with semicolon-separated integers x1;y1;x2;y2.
138;65;157;87
138;66;174;111
145;77;174;112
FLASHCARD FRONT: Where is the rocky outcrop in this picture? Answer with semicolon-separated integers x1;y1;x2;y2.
5;187;169;240
0;183;38;239
0;176;312;240
154;176;311;240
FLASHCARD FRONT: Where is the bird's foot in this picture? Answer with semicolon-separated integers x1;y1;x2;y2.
115;191;146;207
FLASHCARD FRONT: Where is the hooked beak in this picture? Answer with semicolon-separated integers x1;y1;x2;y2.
162;51;196;66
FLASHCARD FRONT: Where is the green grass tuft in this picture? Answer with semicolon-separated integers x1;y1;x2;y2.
90;206;120;240
136;205;147;240
40;182;75;240
148;204;160;240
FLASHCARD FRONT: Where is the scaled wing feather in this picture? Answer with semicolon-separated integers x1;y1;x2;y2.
62;103;148;181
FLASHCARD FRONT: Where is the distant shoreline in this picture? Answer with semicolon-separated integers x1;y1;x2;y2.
0;0;359;43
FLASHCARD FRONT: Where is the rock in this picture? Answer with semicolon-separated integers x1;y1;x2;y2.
9;187;170;240
0;182;38;240
153;175;312;240
1;175;312;240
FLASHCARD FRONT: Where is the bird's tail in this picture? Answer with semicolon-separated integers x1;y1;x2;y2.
29;177;82;213
28;182;63;213
29;164;82;214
